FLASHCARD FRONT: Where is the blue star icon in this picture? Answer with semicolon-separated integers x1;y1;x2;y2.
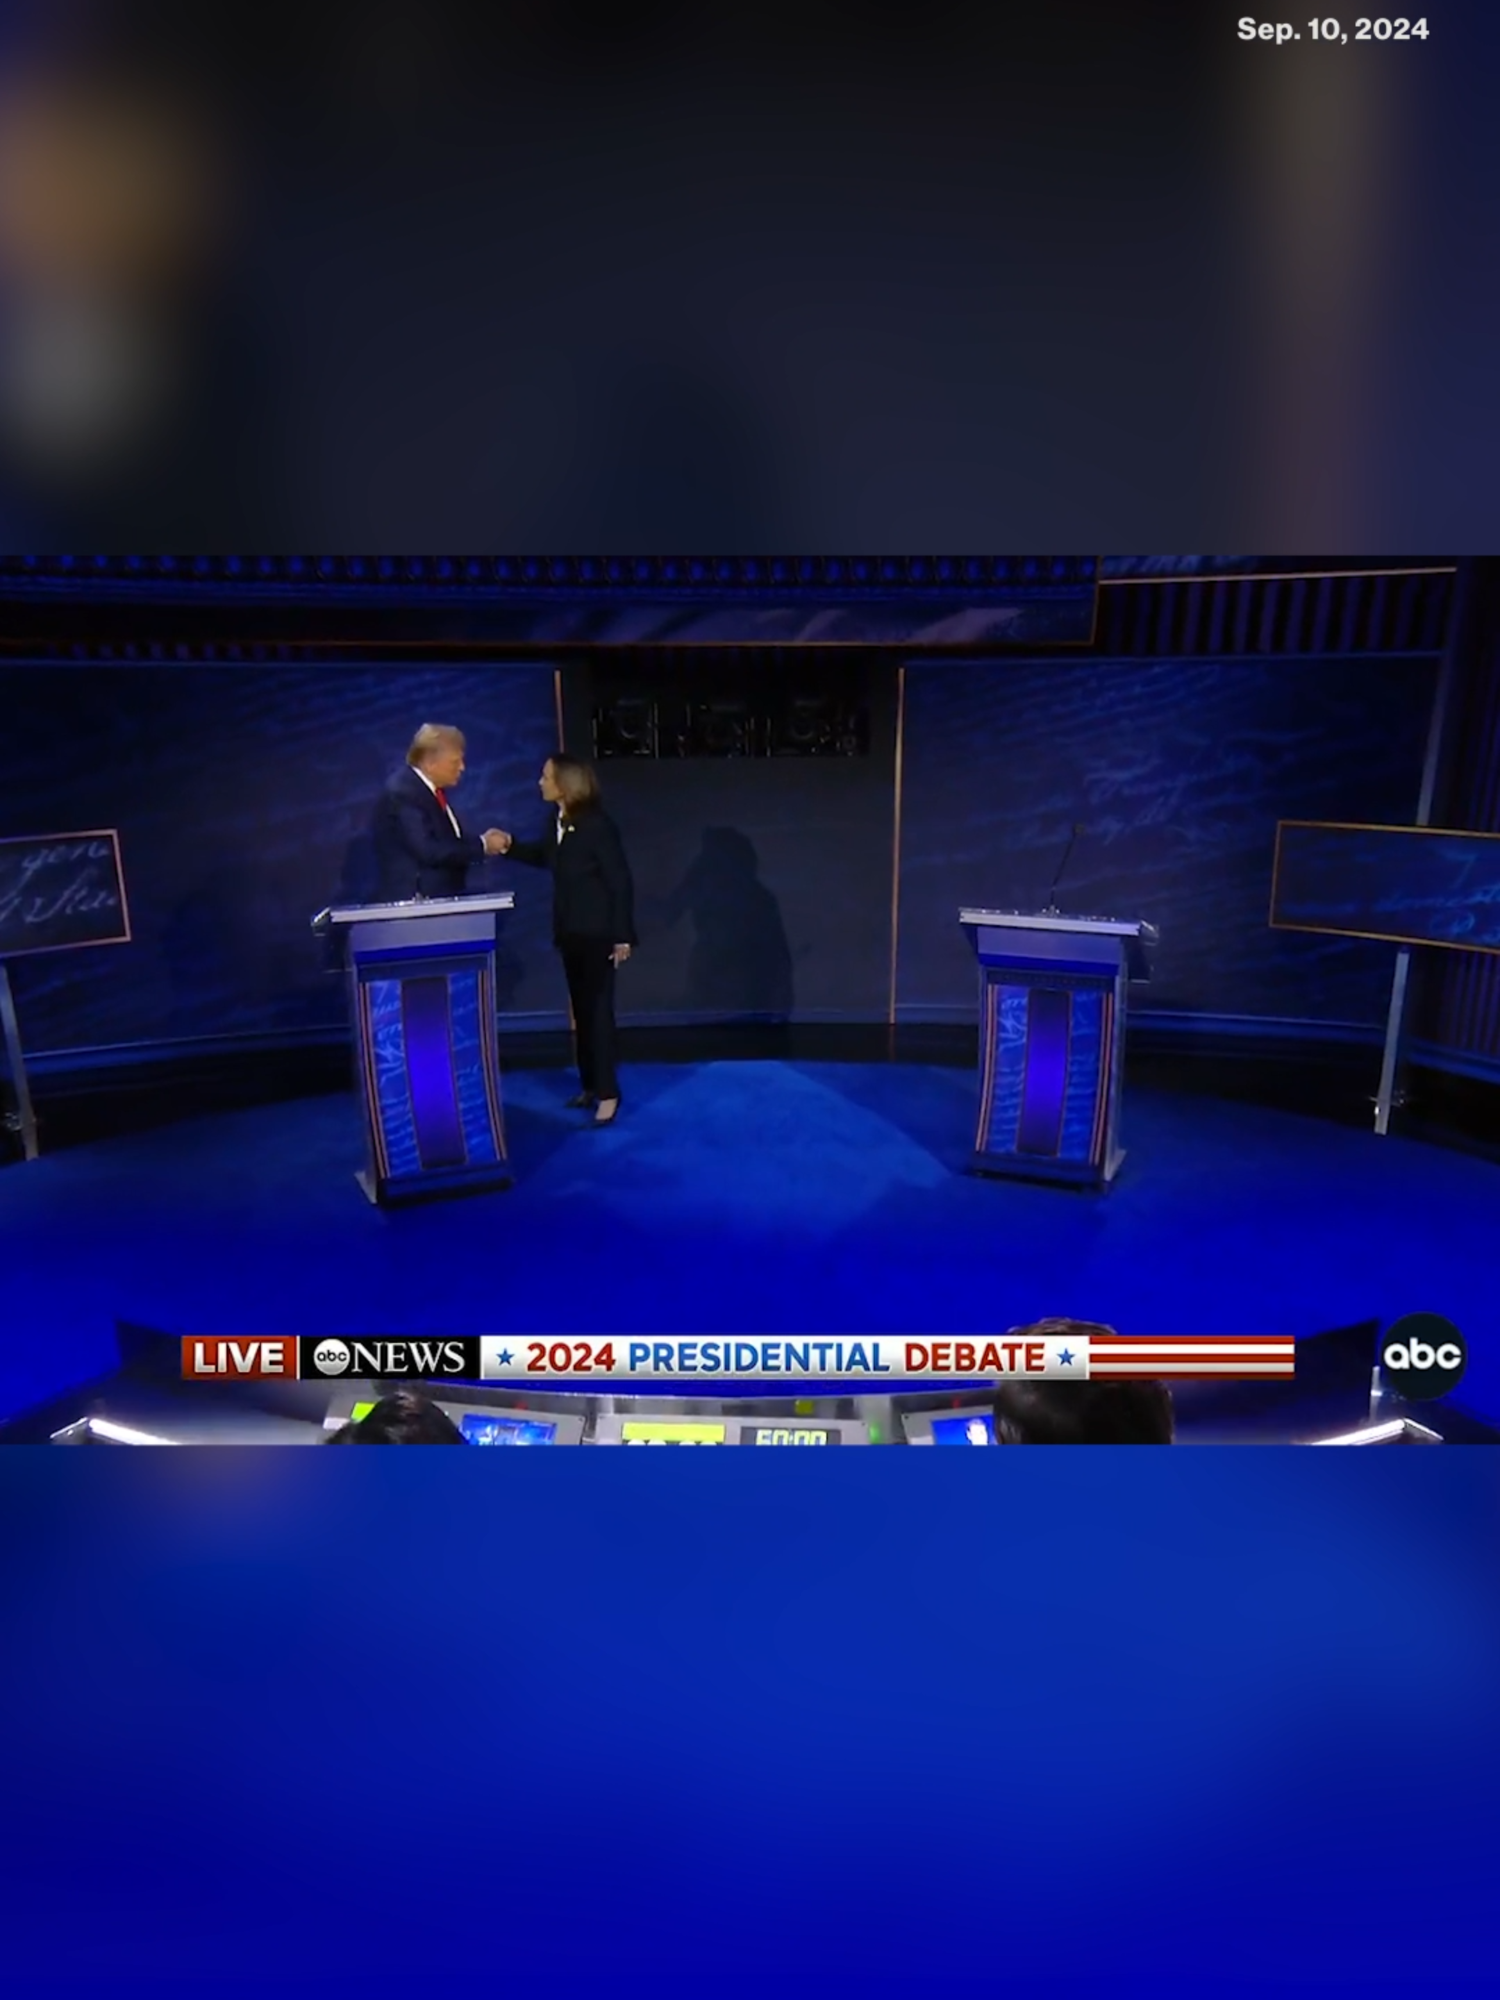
1058;1347;1076;1367
496;1348;514;1366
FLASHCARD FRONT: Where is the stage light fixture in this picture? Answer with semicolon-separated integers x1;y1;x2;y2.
690;699;757;757
770;691;868;759
592;697;657;759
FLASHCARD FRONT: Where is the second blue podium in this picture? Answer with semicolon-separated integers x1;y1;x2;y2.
959;908;1158;1188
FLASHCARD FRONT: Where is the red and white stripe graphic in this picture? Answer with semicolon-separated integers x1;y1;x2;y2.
1088;1337;1296;1379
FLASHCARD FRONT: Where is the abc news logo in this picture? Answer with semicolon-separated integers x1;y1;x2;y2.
1377;1314;1467;1403
181;1336;481;1381
304;1337;478;1380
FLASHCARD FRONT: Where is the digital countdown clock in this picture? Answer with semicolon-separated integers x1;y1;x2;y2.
591;1414;869;1444
740;1425;840;1445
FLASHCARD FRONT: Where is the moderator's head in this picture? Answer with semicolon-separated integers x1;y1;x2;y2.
325;1389;467;1445
993;1319;1174;1443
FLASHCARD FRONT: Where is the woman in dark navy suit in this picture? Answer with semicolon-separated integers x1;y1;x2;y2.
496;755;636;1126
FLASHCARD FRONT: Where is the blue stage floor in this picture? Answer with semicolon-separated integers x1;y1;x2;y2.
3;1061;1494;1423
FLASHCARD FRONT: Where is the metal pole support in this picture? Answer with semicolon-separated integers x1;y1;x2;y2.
1373;566;1471;1135
0;961;39;1161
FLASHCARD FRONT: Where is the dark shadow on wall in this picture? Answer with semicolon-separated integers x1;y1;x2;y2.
647;827;796;1021
335;825;381;908
318;823;382;980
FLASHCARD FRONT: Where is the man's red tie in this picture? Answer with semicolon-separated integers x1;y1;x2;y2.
434;788;448;809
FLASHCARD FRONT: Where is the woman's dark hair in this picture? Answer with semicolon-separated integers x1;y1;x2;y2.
992;1378;1175;1444
325;1389;467;1444
549;754;602;815
991;1318;1173;1442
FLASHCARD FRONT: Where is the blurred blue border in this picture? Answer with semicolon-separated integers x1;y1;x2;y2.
1;1449;1496;1992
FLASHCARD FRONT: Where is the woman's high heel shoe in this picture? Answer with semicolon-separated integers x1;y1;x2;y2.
565;1092;596;1109
592;1097;621;1126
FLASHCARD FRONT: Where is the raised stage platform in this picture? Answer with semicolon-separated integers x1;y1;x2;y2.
1;1059;1495;1429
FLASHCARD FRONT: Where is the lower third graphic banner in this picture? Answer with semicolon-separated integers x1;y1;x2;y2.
180;1334;1297;1386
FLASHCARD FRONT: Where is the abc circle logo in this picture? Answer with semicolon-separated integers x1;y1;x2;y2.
1378;1314;1466;1403
312;1338;353;1377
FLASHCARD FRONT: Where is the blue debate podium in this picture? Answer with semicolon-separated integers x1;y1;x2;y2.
959;908;1158;1188
313;892;516;1205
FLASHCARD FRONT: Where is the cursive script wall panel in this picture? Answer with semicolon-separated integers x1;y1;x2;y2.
0;832;130;959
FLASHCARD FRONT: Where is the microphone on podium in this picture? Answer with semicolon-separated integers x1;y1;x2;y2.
1041;823;1086;914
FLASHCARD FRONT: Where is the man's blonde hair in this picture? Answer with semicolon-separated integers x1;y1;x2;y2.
407;724;465;767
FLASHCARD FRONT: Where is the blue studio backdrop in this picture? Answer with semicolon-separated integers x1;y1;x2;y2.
0;647;1441;1054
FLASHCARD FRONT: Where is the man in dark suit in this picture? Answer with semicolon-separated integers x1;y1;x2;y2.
374;724;506;900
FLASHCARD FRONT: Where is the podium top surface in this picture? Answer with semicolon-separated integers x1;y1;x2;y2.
312;893;515;928
959;908;1158;941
